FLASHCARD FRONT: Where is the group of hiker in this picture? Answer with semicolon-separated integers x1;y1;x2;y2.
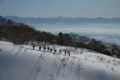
32;43;70;56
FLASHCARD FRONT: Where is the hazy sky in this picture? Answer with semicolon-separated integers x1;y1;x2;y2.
0;0;120;18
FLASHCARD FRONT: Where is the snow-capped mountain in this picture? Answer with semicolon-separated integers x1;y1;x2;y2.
0;41;120;80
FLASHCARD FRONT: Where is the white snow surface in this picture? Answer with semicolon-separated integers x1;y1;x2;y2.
0;41;120;80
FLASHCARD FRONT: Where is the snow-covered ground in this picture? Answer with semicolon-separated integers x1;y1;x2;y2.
0;41;120;80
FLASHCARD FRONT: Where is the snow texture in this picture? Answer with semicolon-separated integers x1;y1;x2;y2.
0;41;120;80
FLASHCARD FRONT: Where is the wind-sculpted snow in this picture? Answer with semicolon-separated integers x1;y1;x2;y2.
0;41;120;80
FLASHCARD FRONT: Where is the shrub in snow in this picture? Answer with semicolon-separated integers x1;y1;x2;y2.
106;64;109;68
89;55;91;57
113;55;117;58
99;56;105;61
111;67;115;71
85;57;88;60
80;49;84;54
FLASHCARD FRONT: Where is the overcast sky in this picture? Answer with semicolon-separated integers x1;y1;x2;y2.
0;0;120;18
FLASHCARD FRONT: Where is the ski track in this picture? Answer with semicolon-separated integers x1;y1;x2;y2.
25;53;45;80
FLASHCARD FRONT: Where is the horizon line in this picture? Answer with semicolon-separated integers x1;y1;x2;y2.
3;15;120;19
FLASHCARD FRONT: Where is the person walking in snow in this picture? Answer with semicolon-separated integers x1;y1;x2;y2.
58;49;62;55
50;48;52;52
53;49;57;55
39;46;41;50
32;43;35;50
54;49;57;53
44;47;46;51
47;47;50;51
64;50;67;55
68;51;70;56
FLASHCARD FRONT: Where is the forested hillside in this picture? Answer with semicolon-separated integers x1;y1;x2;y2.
0;16;120;58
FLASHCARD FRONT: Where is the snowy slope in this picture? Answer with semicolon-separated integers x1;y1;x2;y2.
0;41;120;80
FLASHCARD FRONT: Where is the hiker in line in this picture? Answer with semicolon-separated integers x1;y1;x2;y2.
68;51;70;56
64;50;67;55
39;46;41;50
53;49;57;55
50;48;52;52
58;49;62;55
47;47;50;51
44;47;46;51
32;43;35;50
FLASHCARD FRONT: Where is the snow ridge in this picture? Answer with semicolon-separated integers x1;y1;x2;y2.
0;41;120;80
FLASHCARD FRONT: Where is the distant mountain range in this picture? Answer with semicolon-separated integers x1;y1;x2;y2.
4;16;120;24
